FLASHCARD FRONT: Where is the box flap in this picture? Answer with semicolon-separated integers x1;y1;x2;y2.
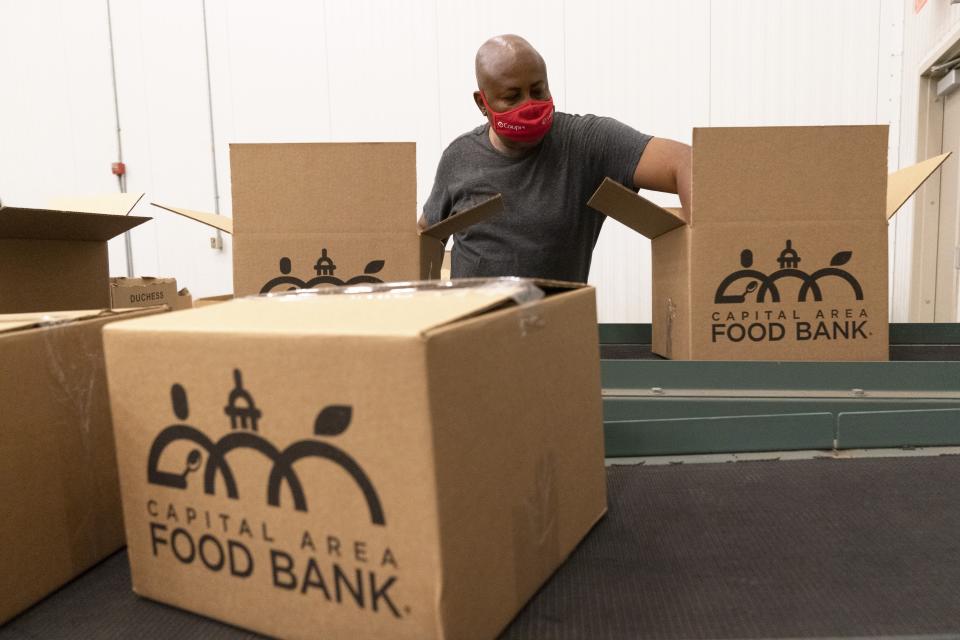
106;279;548;337
0;207;150;241
420;194;505;239
0;308;147;335
886;152;951;220
151;203;234;234
231;142;416;234
692;125;888;223
47;192;145;216
587;178;687;239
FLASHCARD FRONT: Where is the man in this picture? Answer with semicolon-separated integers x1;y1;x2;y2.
419;34;691;283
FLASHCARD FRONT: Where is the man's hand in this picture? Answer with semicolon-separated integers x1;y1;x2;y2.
632;137;692;217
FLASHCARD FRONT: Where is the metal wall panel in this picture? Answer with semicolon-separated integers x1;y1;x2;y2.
710;0;883;127
0;0;128;275
204;0;332;223
109;0;232;298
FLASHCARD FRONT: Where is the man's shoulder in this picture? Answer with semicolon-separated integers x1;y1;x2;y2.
443;124;488;155
552;111;652;151
433;124;490;181
554;110;623;132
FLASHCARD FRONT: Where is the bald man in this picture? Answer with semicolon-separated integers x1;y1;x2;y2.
419;34;691;283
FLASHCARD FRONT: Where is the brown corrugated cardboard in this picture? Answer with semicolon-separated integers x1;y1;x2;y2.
0;195;150;313
177;289;193;309
103;279;606;640
0;306;165;624
110;277;193;311
152;143;503;296
589;125;951;361
193;294;234;308
885;152;951;220
151;204;233;234
47;192;146;217
440;249;452;281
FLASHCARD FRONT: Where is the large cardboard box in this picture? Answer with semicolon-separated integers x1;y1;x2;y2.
103;279;606;640
110;277;193;311
589;125;950;361
0;194;150;313
0;306;165;624
153;143;503;296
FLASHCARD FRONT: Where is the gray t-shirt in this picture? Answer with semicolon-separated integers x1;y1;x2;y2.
423;111;652;282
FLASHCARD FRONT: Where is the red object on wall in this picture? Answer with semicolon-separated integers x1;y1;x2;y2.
915;0;927;13
111;162;126;176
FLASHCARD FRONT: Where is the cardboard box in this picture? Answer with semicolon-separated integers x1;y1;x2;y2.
193;293;235;308
110;277;193;311
0;306;165;624
103;279;606;640
440;249;452;281
589;125;950;361
0;194;150;313
152;143;503;296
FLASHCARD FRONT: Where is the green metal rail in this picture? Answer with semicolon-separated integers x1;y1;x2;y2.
599;323;960;457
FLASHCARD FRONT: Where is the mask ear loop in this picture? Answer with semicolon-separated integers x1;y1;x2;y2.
479;90;495;117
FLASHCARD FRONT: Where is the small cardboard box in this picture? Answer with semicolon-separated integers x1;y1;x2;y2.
0;306;165;624
0;194;150;313
103;279;606;640
153;143;503;296
589;125;950;361
110;277;193;311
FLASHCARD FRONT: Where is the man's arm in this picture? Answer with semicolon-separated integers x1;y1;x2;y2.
632;137;692;216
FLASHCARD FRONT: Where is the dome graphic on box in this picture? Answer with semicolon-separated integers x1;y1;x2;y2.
714;240;863;304
145;369;385;525
260;250;386;293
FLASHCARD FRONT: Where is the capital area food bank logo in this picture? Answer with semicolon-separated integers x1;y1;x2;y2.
714;240;863;304
147;369;385;525
260;249;386;293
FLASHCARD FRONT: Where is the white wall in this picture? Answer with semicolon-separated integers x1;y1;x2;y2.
0;0;910;318
108;0;233;298
569;1;710;323
0;0;130;273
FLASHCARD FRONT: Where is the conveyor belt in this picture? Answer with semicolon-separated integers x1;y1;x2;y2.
4;456;960;639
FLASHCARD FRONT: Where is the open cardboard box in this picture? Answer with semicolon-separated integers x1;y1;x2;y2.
103;278;606;639
0;305;166;624
0;193;150;313
152;143;503;296
589;125;950;361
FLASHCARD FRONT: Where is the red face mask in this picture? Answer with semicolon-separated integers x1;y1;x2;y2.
480;91;555;143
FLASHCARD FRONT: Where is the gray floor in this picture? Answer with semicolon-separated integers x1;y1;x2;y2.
4;451;960;639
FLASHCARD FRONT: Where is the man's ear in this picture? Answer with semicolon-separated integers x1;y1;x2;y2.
473;91;486;115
